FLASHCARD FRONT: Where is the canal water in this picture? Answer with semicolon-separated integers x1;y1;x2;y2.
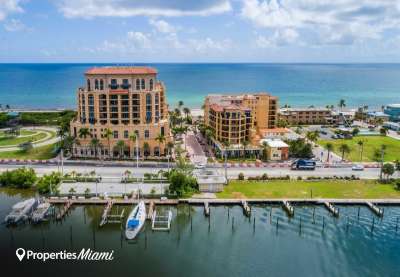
1;189;399;277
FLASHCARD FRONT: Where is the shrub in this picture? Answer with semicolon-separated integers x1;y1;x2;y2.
395;180;400;190
168;170;198;196
297;176;302;181
261;173;268;180
37;172;62;194
0;167;37;189
238;172;244;180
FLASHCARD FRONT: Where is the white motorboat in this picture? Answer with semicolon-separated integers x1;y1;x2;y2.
31;202;52;223
125;201;146;240
5;198;38;224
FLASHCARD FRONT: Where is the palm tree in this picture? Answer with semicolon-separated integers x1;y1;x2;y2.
181;126;189;150
90;138;100;158
78;128;90;139
103;128;113;158
222;140;230;180
379;144;387;180
143;142;150;160
262;141;268;160
338;143;351;161
115;140;126;158
357;140;364;161
241;140;250;160
166;141;174;171
338;99;346;111
178;101;184;110
306;130;319;143
155;133;166;160
183;107;190;120
326;143;334;163
380;127;388;136
129;132;139;168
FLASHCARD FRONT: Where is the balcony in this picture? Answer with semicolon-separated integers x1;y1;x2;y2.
121;84;131;90
109;84;119;90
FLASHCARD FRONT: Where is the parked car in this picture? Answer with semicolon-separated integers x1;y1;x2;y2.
352;164;364;171
291;159;316;170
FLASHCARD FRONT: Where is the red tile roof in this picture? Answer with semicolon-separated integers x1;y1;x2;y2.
85;66;157;75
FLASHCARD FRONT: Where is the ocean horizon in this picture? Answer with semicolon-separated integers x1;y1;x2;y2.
1;63;399;110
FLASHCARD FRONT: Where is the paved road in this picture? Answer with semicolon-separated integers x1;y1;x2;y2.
0;164;385;179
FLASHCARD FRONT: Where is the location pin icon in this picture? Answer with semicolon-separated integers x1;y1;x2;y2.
16;248;25;261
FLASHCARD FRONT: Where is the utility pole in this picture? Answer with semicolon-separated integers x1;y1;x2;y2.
136;139;139;170
61;148;64;176
224;149;228;182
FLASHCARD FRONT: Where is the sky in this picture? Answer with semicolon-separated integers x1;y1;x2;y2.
1;0;400;63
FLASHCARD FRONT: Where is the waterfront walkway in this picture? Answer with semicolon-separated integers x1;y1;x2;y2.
47;197;400;206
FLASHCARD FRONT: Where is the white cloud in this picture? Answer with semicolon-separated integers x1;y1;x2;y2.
0;0;23;21
127;31;151;49
58;0;231;18
4;18;25;31
241;0;400;45
90;29;232;58
149;19;177;34
256;28;299;47
189;37;232;52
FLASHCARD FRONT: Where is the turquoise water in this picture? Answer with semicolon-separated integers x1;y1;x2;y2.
1;190;400;276
1;63;400;109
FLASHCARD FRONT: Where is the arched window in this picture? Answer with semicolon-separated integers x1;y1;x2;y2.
100;79;104;90
154;146;160;156
87;79;91;91
136;79;140;90
141;79;145;90
95;79;99;90
149;79;154;91
146;93;152;105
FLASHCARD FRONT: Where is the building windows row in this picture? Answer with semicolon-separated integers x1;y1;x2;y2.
106;129;152;140
87;78;154;92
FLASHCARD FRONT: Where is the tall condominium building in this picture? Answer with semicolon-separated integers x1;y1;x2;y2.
204;93;278;151
70;66;170;158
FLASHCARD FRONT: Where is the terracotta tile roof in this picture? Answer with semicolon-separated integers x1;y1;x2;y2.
85;66;157;75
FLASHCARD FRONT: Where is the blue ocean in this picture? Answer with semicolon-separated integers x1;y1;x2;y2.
0;63;399;109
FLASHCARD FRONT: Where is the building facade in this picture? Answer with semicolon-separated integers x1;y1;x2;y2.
279;107;334;125
384;104;400;122
260;139;289;161
203;93;278;155
70;66;171;158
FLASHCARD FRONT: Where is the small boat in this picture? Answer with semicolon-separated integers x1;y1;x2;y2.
5;198;38;224
125;201;146;240
31;202;52;223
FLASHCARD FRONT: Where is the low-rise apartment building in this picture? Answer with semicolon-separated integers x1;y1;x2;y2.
279;107;333;125
70;66;171;158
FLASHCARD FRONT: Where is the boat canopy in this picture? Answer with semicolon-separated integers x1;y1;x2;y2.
127;219;140;228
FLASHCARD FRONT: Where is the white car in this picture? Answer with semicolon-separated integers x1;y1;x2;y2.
352;164;364;171
195;163;206;169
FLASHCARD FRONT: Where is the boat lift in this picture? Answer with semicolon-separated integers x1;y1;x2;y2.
151;210;172;231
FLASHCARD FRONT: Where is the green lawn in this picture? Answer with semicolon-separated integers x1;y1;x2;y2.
0;143;57;160
217;180;400;199
0;132;48;146
318;136;400;162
